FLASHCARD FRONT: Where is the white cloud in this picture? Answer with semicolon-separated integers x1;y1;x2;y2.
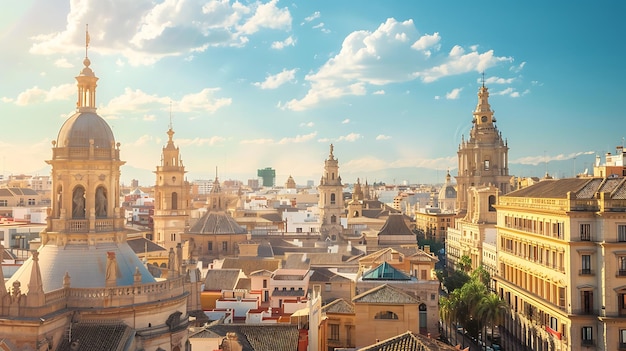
240;138;275;145
373;90;385;95
341;119;350;124
253;69;297;89
300;121;314;127
445;87;462;100
29;0;293;66
512;151;594;166
278;132;317;144
143;114;157;121
177;88;232;113
304;11;321;23
312;23;324;29
100;87;231;117
337;133;361;142
271;36;296;49
484;76;514;84
13;84;75;106
285;18;512;110
177;136;227;146
376;134;391;140
510;61;526;73
410;32;440;51
54;58;74;68
238;0;292;35
129;134;156;146
343;155;456;173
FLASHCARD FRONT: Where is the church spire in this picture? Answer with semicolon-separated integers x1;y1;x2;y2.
75;24;98;113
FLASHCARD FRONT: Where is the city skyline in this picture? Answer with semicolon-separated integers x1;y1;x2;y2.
1;1;624;186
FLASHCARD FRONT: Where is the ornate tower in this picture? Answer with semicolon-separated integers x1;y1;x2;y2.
1;31;190;350
153;123;190;250
318;144;345;241
456;82;511;212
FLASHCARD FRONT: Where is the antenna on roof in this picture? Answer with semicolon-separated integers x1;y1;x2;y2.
481;71;485;87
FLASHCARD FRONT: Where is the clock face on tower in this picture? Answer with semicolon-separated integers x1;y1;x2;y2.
481;116;487;122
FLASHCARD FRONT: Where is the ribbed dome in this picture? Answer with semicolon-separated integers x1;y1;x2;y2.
439;185;457;199
56;111;115;148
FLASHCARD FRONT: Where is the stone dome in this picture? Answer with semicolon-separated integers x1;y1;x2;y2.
56;111;115;148
439;184;457;200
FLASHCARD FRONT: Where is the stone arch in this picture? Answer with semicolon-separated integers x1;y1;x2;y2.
72;185;86;219
419;303;427;332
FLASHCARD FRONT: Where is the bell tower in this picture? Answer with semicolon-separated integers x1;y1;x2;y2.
153;120;190;250
318;144;345;241
456;80;511;212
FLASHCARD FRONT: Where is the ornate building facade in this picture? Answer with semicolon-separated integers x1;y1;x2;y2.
0;39;191;351
318;144;345;241
153;125;191;250
456;83;511;212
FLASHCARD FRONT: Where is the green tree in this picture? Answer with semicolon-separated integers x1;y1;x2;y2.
439;296;453;343
457;278;488;339
471;265;491;287
477;293;508;346
443;269;470;293
458;255;472;272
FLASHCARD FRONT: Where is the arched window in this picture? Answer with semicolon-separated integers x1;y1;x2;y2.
353;210;360;217
72;186;86;219
489;195;496;212
419;303;427;331
95;186;107;218
172;192;178;210
331;215;337;224
374;311;398;320
330;193;336;205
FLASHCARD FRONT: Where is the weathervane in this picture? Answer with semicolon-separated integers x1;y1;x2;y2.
85;24;90;58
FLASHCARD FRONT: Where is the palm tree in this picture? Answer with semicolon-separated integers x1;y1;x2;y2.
439;296;452;343
458;254;472;272
477;293;508;348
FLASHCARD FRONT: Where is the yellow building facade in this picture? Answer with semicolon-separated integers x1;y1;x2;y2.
496;177;626;351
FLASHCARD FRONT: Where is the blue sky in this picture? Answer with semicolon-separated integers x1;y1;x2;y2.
1;1;624;186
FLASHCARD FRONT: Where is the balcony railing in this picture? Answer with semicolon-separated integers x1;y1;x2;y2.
582;339;594;346
579;269;594;276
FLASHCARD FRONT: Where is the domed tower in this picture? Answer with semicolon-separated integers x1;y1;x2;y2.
438;170;457;212
153;121;190;250
0;31;190;351
456;81;511;212
318;144;345;241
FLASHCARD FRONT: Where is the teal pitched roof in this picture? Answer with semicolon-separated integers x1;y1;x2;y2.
362;262;411;281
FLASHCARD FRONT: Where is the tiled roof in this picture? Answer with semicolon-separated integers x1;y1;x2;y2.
207;323;300;351
507;178;592;199
260;213;283;222
222;257;281;275
189;211;248;234
204;269;244;291
377;214;414;236
55;322;133;351
322;298;355;314
506;177;626;200
362;262;411;281
7;188;39;196
353;284;419;304
358;331;458;351
282;254;310;270
126;236;167;254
